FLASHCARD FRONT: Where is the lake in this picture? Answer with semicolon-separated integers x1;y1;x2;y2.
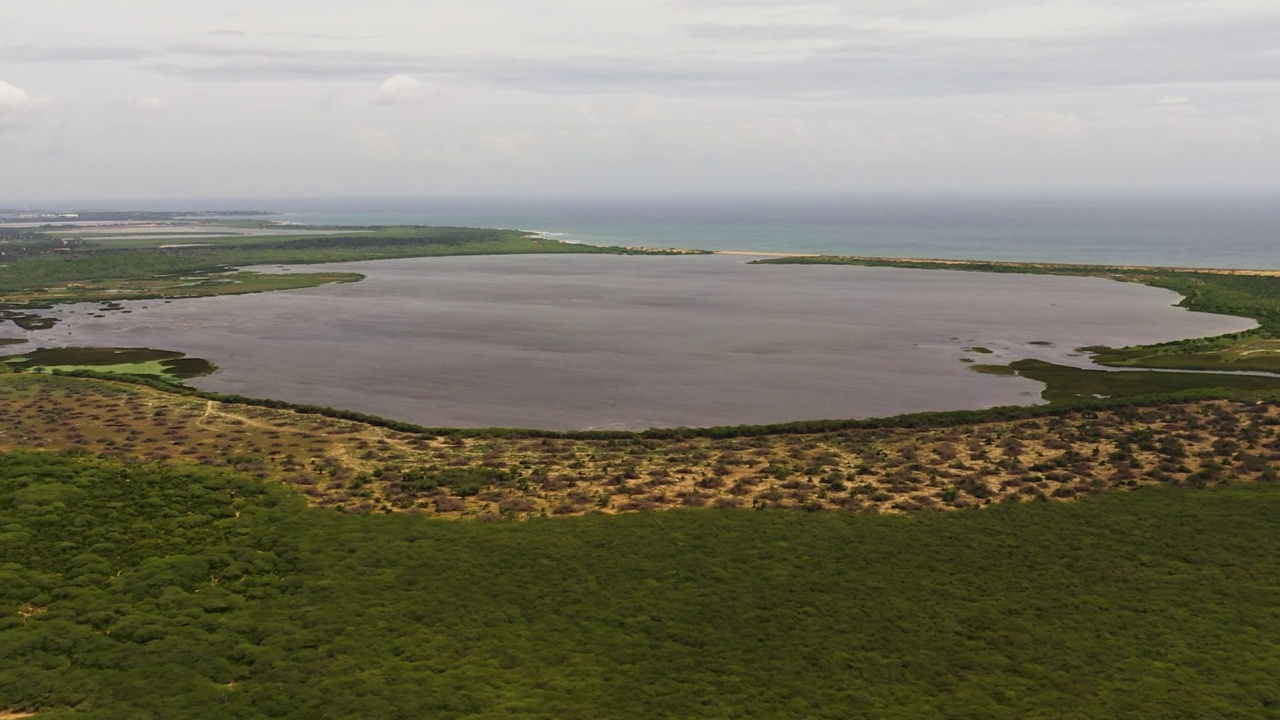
16;254;1258;429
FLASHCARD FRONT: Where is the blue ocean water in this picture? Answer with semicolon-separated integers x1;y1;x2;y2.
123;193;1280;268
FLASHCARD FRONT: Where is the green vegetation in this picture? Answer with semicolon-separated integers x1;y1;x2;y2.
4;226;1277;716
0;226;689;312
3;347;216;382
970;363;1017;375
993;358;1280;404
757;255;1280;373
3;369;1278;517
1090;334;1280;373
3;449;1280;718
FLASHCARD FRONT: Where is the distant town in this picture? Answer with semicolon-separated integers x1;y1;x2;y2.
0;209;276;223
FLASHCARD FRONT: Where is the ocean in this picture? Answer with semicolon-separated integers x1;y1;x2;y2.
140;193;1280;269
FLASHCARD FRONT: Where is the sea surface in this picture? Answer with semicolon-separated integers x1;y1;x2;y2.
139;193;1280;269
16;254;1257;430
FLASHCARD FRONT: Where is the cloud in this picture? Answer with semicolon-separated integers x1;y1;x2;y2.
0;80;49;131
483;131;539;157
135;97;170;111
209;29;381;40
975;110;1086;140
0;81;47;111
267;32;384;41
135;13;1280;101
354;126;399;157
671;0;1051;20
372;74;431;105
0;43;155;62
683;23;857;41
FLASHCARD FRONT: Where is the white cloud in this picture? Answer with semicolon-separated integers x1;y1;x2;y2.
373;74;431;106
136;96;170;111
483;131;539;157
0;80;47;111
0;80;49;131
1154;94;1193;112
975;110;1086;140
3;2;1280;196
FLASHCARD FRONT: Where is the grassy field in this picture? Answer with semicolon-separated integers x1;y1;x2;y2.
3;448;1280;718
756;255;1280;374
1089;335;1280;373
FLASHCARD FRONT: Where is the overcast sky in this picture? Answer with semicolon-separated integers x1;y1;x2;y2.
3;0;1279;200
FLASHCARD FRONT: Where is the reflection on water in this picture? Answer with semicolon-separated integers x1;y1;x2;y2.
22;255;1257;430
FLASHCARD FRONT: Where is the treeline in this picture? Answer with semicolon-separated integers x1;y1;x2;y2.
1138;271;1280;334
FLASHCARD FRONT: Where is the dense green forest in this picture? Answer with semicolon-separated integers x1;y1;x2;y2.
3;450;1280;718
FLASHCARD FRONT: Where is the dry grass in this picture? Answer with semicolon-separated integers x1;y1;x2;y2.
2;373;1277;519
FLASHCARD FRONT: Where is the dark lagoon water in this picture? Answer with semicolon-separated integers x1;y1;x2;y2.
13;255;1257;430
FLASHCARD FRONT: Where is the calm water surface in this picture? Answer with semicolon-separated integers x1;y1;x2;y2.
16;255;1258;429
48;193;1280;268
262;194;1280;269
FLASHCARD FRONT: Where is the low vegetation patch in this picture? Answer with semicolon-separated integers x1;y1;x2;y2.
2;373;1278;517
991;358;1280;404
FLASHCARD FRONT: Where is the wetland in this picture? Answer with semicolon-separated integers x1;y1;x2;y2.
4;218;1280;719
8;253;1257;429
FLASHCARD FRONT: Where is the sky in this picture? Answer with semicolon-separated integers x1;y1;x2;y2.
2;0;1279;201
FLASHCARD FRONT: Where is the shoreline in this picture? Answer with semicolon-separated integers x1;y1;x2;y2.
712;250;1280;276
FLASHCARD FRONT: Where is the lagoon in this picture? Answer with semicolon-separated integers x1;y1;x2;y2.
19;254;1257;429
